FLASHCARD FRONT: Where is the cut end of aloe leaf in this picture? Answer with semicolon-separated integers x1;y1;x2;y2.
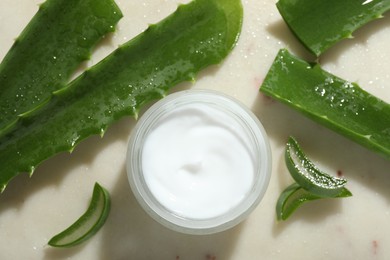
285;136;348;198
214;0;243;50
260;49;390;160
48;182;110;248
276;0;390;56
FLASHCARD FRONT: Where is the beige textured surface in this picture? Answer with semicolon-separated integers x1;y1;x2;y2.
0;0;389;259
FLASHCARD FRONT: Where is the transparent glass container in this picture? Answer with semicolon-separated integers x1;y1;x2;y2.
126;90;272;235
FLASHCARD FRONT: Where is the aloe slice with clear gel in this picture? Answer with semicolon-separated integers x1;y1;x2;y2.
286;137;347;198
48;183;110;247
276;137;352;221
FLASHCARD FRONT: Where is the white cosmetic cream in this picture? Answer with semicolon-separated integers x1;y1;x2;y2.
127;90;271;234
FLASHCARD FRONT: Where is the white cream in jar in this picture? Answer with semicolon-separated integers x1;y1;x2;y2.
142;102;254;219
127;90;271;234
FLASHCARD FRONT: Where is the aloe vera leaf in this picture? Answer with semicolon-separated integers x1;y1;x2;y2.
260;49;390;159
48;183;110;247
277;137;352;221
0;0;243;192
0;0;122;133
276;0;390;56
286;136;347;198
276;183;352;221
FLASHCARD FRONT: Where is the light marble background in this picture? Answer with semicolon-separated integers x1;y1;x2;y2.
0;0;389;259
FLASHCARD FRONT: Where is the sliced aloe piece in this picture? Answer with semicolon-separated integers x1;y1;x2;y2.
286;136;347;197
0;0;122;133
48;183;110;247
0;0;243;192
260;49;390;160
276;137;352;221
276;183;352;221
276;0;390;56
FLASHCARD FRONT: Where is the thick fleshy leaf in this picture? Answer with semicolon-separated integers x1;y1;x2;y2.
277;0;390;56
261;49;390;160
0;0;243;192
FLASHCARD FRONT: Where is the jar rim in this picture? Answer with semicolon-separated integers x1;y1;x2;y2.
126;89;272;235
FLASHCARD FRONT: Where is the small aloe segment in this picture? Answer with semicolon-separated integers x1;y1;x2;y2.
286;137;347;198
261;49;390;160
276;183;352;221
0;0;122;133
0;0;243;192
276;137;352;221
276;0;390;56
48;182;110;247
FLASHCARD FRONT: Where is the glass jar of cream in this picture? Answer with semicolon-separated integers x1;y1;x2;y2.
126;90;271;235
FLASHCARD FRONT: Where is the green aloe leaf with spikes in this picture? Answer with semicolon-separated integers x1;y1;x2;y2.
277;0;390;56
261;49;390;160
0;0;243;192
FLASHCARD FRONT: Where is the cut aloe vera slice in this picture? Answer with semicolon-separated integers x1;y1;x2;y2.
261;49;390;160
0;0;122;133
276;0;390;56
276;137;352;221
276;183;352;221
0;0;243;192
286;136;347;198
48;183;110;247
